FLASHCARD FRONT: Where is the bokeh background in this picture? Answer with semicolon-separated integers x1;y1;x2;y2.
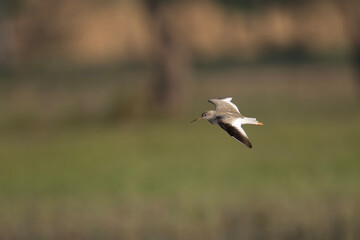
1;0;359;239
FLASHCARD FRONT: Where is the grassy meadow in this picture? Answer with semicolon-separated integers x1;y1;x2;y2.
0;65;360;239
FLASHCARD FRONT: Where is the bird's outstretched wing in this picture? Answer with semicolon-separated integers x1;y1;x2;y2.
208;97;241;116
218;117;252;148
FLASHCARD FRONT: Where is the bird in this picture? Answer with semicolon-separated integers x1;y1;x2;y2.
191;97;263;148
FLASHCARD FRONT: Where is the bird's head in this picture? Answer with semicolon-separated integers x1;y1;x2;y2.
191;110;217;122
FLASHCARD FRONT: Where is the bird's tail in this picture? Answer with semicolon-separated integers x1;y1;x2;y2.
243;117;263;126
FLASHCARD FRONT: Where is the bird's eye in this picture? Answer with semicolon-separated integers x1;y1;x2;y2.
202;113;206;117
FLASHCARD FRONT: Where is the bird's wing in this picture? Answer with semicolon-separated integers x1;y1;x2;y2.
208;97;241;115
218;117;252;148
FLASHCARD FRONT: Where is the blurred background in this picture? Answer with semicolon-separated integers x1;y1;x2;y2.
1;0;359;239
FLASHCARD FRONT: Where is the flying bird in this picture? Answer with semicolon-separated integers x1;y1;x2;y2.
191;97;263;148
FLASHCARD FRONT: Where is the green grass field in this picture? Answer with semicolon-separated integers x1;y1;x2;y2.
1;66;360;239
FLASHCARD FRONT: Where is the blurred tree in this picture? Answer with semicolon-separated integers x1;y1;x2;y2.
143;0;307;115
0;0;21;77
336;0;360;92
17;0;64;62
144;0;190;115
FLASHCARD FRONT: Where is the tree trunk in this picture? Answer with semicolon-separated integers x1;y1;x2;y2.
337;0;360;94
0;3;14;78
144;0;190;116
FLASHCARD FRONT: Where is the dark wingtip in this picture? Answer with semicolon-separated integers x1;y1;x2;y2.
218;121;253;148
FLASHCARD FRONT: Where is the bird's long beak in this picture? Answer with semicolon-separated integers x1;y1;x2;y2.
257;122;264;126
191;117;203;123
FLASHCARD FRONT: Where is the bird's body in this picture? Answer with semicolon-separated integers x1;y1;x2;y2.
191;97;263;148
